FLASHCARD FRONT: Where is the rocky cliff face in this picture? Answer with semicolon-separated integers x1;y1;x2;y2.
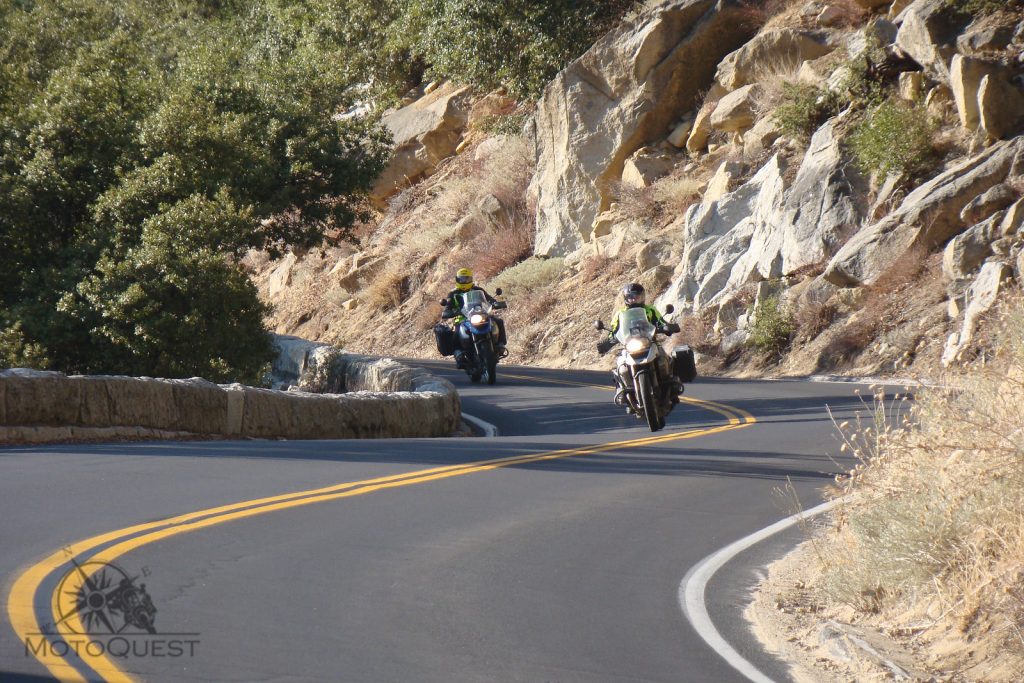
529;0;756;257
255;0;1024;378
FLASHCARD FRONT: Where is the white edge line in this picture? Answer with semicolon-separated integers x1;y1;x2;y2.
678;498;842;683
460;412;498;438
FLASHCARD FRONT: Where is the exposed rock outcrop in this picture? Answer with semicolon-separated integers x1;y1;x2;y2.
370;84;472;207
659;117;861;311
780;118;863;273
942;260;1015;365
894;0;965;84
530;0;754;257
715;29;834;91
659;155;788;311
824;136;1024;287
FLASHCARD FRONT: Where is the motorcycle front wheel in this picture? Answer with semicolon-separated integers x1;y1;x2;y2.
480;344;497;385
636;371;661;432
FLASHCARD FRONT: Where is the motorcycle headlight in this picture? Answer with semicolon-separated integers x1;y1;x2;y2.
625;337;650;356
470;313;488;326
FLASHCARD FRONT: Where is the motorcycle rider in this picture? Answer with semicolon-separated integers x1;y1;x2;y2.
597;282;681;410
442;268;507;367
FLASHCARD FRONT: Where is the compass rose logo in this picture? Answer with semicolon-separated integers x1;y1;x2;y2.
55;559;158;635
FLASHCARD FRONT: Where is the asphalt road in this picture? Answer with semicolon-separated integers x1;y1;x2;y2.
0;362;882;683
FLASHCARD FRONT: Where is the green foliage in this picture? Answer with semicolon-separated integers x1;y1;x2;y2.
410;0;632;99
850;99;935;178
69;234;275;383
0;0;388;381
0;321;51;370
307;0;633;101
773;83;841;139
942;0;1009;18
477;112;530;137
747;295;794;357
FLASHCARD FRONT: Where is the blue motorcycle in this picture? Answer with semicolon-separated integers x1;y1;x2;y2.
440;288;508;384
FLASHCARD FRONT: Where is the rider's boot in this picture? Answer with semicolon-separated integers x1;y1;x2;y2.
454;350;468;369
614;386;634;414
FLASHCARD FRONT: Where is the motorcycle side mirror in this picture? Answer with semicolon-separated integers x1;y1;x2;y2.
594;320;605;331
440;299;448;306
495;287;503;296
664;304;675;314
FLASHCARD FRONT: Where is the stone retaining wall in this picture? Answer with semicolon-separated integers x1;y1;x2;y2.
0;339;460;444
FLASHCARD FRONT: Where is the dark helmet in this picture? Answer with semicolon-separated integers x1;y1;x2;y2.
622;282;645;306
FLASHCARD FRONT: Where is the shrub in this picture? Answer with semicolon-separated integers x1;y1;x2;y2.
773;83;841;139
747;294;794;356
477;112;529;137
793;297;838;343
0;321;50;369
943;0;1011;18
850;99;935;178
490;257;565;297
0;1;389;380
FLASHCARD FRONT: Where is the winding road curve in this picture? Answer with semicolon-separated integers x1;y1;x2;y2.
0;363;874;682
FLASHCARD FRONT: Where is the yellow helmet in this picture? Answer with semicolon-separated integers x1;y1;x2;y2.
455;268;474;291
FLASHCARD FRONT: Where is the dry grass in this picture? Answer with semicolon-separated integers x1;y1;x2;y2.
490;257;565;298
822;248;935;363
793;297;838;343
817;293;1024;676
613;172;704;227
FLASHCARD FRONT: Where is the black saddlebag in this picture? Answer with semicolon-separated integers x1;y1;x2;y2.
672;345;697;383
434;324;456;356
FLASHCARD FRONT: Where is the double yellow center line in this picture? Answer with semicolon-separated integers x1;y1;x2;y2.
7;376;754;682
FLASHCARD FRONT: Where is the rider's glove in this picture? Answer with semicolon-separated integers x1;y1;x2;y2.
596;339;614;355
661;322;681;335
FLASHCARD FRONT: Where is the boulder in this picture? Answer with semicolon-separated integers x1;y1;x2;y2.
957;23;1014;55
715;29;834;91
267;252;297;298
636;237;677;271
854;0;890;8
925;84;954;117
894;0;965;84
941;213;1002;281
780;118;863;273
530;0;754;256
743;114;783;160
978;74;1024;140
846;18;899;59
686;83;728;154
710;84;761;133
960;183;1015;225
823;137;1024;287
797;57;831;87
477;193;504;218
942;260;1014;365
591;210;619;239
474;134;519;162
888;0;914;18
704;160;747;203
950;55;997;130
816;5;845;28
898;71;924;101
622;147;675;188
370;84;472;206
1000;198;1024;237
667;117;695;147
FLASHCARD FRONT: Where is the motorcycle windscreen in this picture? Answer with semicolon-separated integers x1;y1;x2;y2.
461;289;487;314
614;308;655;345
